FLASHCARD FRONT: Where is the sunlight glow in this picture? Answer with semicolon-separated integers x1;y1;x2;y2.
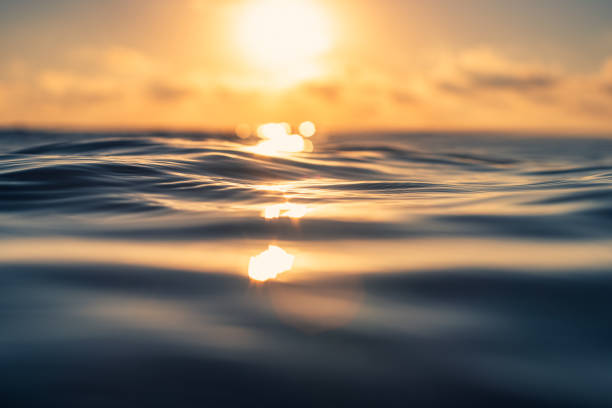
248;245;295;282
257;122;291;139
252;134;305;155
249;121;315;155
263;202;310;219
236;0;331;68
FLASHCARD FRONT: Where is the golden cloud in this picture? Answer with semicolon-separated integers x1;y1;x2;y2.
2;45;612;132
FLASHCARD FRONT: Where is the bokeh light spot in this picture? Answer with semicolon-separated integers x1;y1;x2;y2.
248;245;295;282
298;121;316;137
249;122;314;155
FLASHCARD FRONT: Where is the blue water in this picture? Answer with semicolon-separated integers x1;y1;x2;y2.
1;129;611;407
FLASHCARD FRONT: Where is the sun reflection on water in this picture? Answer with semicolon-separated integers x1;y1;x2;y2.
263;202;310;219
248;245;295;282
243;121;316;156
243;121;316;281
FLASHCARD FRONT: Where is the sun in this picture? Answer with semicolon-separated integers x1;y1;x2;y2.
235;0;332;75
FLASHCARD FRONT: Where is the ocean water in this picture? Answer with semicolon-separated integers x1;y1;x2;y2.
1;129;611;407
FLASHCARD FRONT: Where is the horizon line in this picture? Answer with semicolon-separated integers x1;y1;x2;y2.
1;124;612;139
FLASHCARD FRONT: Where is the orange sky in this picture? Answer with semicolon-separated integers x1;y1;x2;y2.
1;0;612;133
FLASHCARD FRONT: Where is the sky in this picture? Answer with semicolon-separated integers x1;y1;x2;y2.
1;0;612;132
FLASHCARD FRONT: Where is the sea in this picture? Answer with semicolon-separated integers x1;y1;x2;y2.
1;128;611;407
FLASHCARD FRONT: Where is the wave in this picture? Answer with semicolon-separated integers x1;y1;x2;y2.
1;130;611;241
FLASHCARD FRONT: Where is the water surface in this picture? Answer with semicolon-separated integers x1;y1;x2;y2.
1;129;611;407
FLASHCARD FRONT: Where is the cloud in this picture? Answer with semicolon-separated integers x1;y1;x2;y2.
435;49;560;95
466;71;558;91
146;81;195;102
37;70;123;106
389;89;418;104
27;47;163;109
575;99;612;117
300;81;343;101
71;46;156;77
601;58;612;95
3;44;612;132
437;81;470;95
